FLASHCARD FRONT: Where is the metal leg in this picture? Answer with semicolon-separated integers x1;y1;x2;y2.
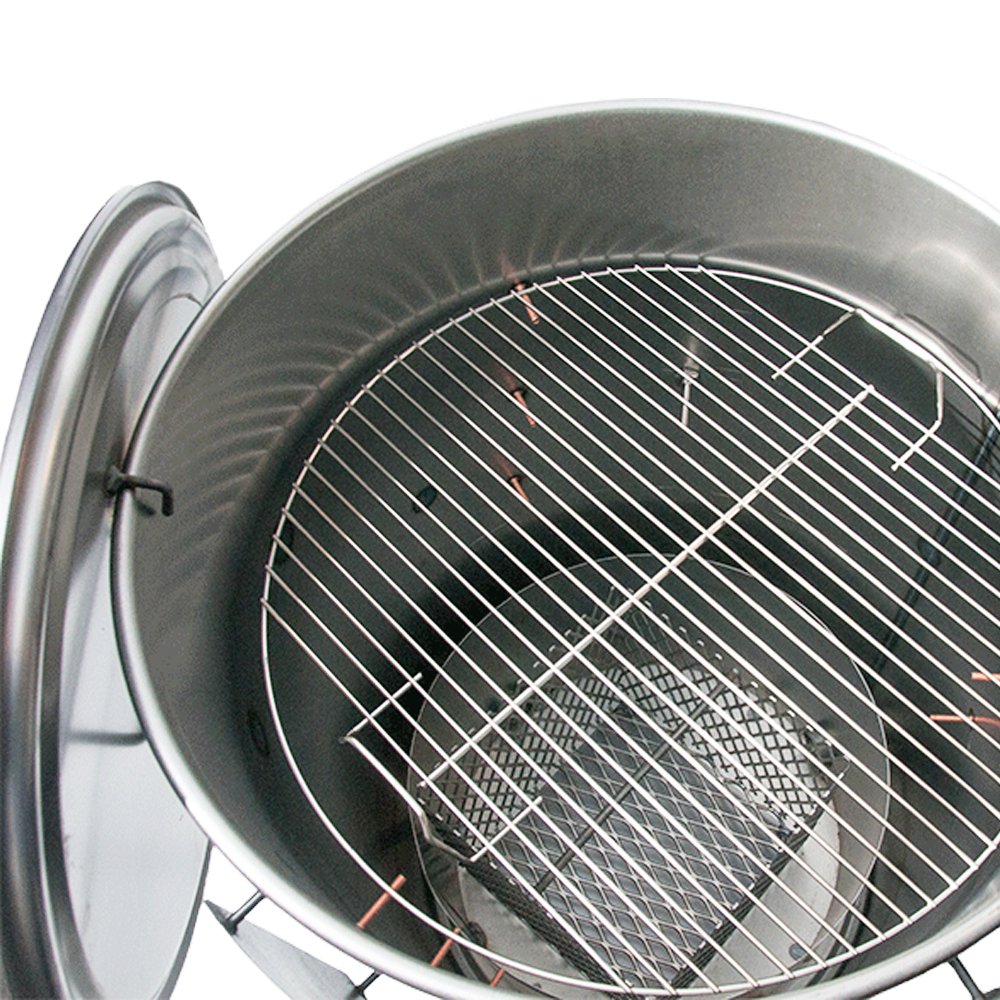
948;955;1000;1000
351;971;381;996
220;889;265;933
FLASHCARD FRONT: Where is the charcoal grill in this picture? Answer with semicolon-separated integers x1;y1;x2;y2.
3;104;999;999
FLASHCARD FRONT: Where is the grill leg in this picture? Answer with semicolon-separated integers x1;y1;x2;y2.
948;955;998;1000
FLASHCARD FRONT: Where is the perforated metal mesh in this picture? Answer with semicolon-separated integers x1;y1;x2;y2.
418;601;836;988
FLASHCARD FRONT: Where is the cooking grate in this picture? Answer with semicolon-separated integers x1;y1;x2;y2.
261;263;1000;996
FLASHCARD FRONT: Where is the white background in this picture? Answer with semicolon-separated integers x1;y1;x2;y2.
2;3;997;998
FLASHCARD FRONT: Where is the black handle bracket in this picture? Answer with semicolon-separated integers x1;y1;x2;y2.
105;465;174;516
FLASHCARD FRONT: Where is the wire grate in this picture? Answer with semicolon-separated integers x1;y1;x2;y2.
262;262;1000;996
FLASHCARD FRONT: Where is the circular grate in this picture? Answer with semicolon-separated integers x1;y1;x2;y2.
262;263;1000;996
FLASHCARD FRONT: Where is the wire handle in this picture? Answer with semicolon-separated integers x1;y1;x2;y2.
105;464;174;516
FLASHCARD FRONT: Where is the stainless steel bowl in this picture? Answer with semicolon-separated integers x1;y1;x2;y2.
5;103;999;999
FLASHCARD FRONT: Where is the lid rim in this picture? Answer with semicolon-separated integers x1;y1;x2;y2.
1;182;220;998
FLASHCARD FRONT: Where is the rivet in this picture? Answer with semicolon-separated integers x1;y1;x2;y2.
412;485;438;513
246;708;270;757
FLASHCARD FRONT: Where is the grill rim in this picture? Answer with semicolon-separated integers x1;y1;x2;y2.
111;102;1000;1000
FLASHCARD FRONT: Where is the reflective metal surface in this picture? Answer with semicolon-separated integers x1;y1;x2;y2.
110;104;1000;998
205;900;358;999
1;183;221;997
261;262;995;996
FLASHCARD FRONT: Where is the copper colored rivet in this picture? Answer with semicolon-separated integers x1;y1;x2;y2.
357;874;406;930
929;713;1000;731
513;282;540;325
430;927;462;967
512;388;536;427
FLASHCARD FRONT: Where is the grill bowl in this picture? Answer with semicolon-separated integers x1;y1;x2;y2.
112;103;1000;998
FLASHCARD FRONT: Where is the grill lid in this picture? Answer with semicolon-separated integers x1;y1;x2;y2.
0;183;221;998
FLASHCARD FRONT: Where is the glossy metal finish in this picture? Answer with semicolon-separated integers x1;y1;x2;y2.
112;104;1000;998
1;183;221;998
260;262;997;996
